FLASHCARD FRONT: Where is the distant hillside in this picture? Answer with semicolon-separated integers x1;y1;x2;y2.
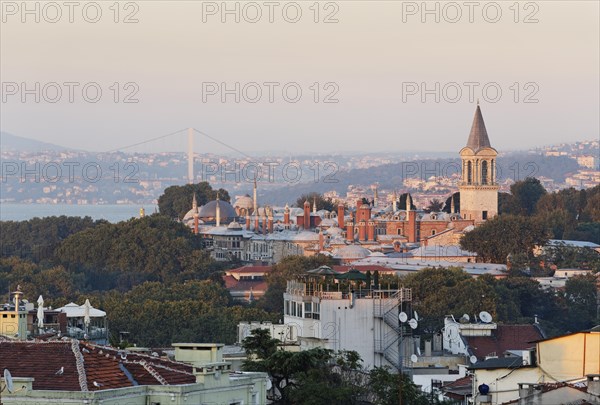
0;132;70;152
259;153;581;205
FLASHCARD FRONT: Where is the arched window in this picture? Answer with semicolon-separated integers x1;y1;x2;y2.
491;159;495;184
467;161;472;184
431;229;436;236
481;161;488;185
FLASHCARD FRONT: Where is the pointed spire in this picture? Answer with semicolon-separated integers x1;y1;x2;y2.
313;197;317;213
406;193;412;212
466;104;492;152
192;193;198;212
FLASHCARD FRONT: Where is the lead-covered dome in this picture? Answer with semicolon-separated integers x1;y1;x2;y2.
198;200;237;220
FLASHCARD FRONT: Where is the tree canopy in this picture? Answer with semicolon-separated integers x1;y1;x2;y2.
158;182;231;219
459;215;549;264
295;193;336;212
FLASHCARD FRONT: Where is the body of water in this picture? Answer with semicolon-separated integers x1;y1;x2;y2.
0;203;157;223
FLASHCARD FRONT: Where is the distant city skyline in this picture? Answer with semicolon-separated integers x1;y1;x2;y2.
1;1;598;154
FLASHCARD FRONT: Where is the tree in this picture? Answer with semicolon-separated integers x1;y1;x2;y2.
425;199;444;213
158;182;230;219
295;193;336;212
369;366;452;405
396;193;417;211
561;275;598;332
0;216;104;263
242;334;366;405
242;328;280;360
510;178;547;216
442;192;459;213
56;215;220;290
459;215;549;264
498;192;517;215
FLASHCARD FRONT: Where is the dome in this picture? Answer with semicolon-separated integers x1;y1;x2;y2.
198;200;237;220
333;245;371;260
234;195;253;212
227;221;243;230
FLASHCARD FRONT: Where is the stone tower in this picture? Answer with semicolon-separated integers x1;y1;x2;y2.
459;104;499;222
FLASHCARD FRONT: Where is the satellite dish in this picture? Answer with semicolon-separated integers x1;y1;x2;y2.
266;378;273;390
410;354;418;363
408;318;418;329
470;355;478;364
3;369;14;393
214;370;221;380
479;311;493;323
461;314;470;322
398;312;408;323
413;310;419;321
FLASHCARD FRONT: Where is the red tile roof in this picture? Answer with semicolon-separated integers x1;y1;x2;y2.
0;339;195;391
227;265;273;274
223;275;268;293
465;324;543;360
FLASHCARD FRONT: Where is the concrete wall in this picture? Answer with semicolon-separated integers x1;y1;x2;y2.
537;333;600;380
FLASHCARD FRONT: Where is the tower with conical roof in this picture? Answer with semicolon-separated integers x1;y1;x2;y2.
459;104;499;222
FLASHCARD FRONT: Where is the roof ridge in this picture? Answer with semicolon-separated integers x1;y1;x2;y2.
71;340;89;392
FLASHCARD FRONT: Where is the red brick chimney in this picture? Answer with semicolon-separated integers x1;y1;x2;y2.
318;230;324;251
367;221;375;241
268;215;273;234
284;204;290;228
346;221;354;242
407;210;417;243
246;211;251;230
358;220;366;241
303;200;311;229
254;212;260;232
262;215;267;235
338;203;344;229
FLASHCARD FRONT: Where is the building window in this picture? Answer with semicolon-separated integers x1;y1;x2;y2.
431;230;436;236
467;161;472;184
482;211;488;220
481;161;488;185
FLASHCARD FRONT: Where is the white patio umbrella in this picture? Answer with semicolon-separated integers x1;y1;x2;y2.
83;299;91;327
37;295;44;328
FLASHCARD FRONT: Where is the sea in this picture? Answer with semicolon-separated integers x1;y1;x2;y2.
0;203;158;223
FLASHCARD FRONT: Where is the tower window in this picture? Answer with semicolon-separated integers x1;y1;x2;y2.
481;161;488;185
482;211;488;220
467;161;472;184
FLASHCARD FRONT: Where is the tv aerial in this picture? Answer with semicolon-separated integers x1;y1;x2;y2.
479;311;493;323
408;318;418;329
398;312;408;323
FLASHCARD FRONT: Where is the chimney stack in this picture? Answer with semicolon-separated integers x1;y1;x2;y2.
338;202;345;229
346;221;354;242
284;204;290;229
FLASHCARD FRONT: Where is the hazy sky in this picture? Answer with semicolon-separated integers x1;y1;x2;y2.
1;1;598;154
